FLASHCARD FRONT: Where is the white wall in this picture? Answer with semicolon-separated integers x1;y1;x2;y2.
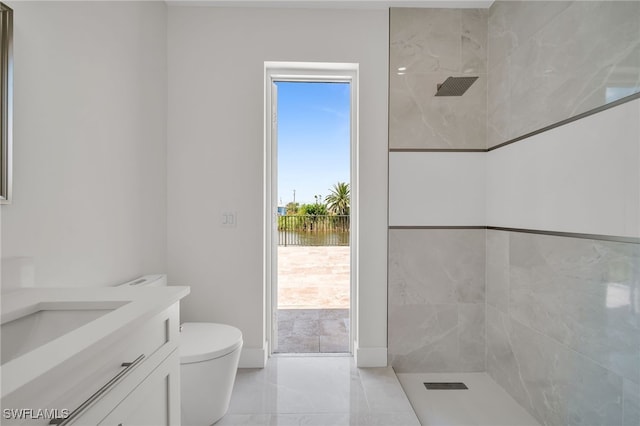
167;7;389;366
1;2;168;288
487;98;640;239
389;152;486;227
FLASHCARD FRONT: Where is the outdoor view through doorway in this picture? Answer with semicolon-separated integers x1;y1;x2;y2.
274;81;351;354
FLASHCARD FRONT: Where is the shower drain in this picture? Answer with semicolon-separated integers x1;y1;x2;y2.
424;382;468;390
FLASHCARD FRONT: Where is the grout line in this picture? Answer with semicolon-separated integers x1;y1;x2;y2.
389;148;487;152
389;226;486;229
388;226;640;245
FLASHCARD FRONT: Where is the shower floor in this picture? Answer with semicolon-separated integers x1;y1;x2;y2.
397;372;540;426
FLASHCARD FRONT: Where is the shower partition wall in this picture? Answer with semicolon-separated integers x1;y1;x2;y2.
388;3;640;426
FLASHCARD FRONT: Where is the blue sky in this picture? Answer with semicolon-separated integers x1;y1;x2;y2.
276;81;350;206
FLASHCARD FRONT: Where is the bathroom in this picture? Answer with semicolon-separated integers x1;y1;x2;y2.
1;1;638;426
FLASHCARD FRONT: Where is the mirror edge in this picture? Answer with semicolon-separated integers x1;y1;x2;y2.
0;2;12;205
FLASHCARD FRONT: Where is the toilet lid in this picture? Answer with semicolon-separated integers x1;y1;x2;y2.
180;322;243;364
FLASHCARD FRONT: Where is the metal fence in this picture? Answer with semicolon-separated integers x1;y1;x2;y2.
278;215;350;246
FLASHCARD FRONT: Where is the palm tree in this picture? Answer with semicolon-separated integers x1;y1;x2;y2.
325;182;350;216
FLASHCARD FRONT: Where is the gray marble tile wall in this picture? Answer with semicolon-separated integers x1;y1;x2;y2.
389;3;640;424
486;229;640;426
488;1;640;147
389;8;488;149
388;9;488;372
388;229;486;373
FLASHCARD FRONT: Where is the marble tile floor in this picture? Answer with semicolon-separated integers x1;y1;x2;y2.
274;309;349;354
219;356;421;426
397;372;540;426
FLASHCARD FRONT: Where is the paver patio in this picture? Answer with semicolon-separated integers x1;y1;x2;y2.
276;246;350;353
277;246;350;309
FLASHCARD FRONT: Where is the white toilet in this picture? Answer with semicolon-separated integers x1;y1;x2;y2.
119;275;243;425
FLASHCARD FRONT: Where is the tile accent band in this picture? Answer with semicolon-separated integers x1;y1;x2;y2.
388;226;640;244
389;226;487;229
387;92;640;153
389;148;486;152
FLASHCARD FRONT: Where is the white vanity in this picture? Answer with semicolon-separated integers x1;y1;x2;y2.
0;285;190;425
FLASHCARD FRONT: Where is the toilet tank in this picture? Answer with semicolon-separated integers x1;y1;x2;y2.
118;274;167;288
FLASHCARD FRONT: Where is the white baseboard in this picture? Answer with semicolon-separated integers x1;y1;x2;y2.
238;342;268;368
354;342;387;367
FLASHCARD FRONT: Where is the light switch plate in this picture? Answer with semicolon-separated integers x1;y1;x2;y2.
221;211;237;228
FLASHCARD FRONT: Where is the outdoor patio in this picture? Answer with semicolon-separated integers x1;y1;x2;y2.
276;246;350;353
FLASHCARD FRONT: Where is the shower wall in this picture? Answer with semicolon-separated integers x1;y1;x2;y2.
487;1;640;147
486;2;640;425
388;3;640;425
389;8;487;150
486;230;640;426
388;228;486;373
388;8;488;373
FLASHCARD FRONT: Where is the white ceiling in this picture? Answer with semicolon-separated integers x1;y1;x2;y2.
166;0;494;9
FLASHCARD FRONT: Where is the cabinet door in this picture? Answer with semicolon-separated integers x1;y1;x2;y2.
99;350;181;426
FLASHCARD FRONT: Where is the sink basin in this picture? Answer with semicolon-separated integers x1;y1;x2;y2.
1;301;128;365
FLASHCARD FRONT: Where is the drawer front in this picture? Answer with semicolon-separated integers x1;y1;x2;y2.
1;303;180;426
98;349;180;426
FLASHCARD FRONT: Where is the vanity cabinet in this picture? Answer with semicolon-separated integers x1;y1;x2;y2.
1;300;182;426
98;350;180;426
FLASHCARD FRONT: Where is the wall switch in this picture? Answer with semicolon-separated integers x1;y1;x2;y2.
221;211;237;228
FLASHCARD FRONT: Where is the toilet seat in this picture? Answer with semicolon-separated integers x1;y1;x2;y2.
180;322;243;364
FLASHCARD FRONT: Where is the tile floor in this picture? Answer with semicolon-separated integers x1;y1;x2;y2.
219;356;420;426
275;309;349;353
397;372;540;426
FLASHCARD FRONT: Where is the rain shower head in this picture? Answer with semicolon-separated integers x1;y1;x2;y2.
435;76;478;96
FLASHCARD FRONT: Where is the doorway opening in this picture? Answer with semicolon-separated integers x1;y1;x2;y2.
275;81;350;353
264;63;358;357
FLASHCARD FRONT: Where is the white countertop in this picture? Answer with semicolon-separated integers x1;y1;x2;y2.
0;285;190;398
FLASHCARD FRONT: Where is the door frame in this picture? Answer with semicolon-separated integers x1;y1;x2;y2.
264;62;359;356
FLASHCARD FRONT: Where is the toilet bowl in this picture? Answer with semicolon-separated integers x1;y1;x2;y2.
118;275;242;425
180;322;243;425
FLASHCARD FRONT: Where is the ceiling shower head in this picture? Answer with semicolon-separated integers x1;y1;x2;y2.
435;76;479;96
